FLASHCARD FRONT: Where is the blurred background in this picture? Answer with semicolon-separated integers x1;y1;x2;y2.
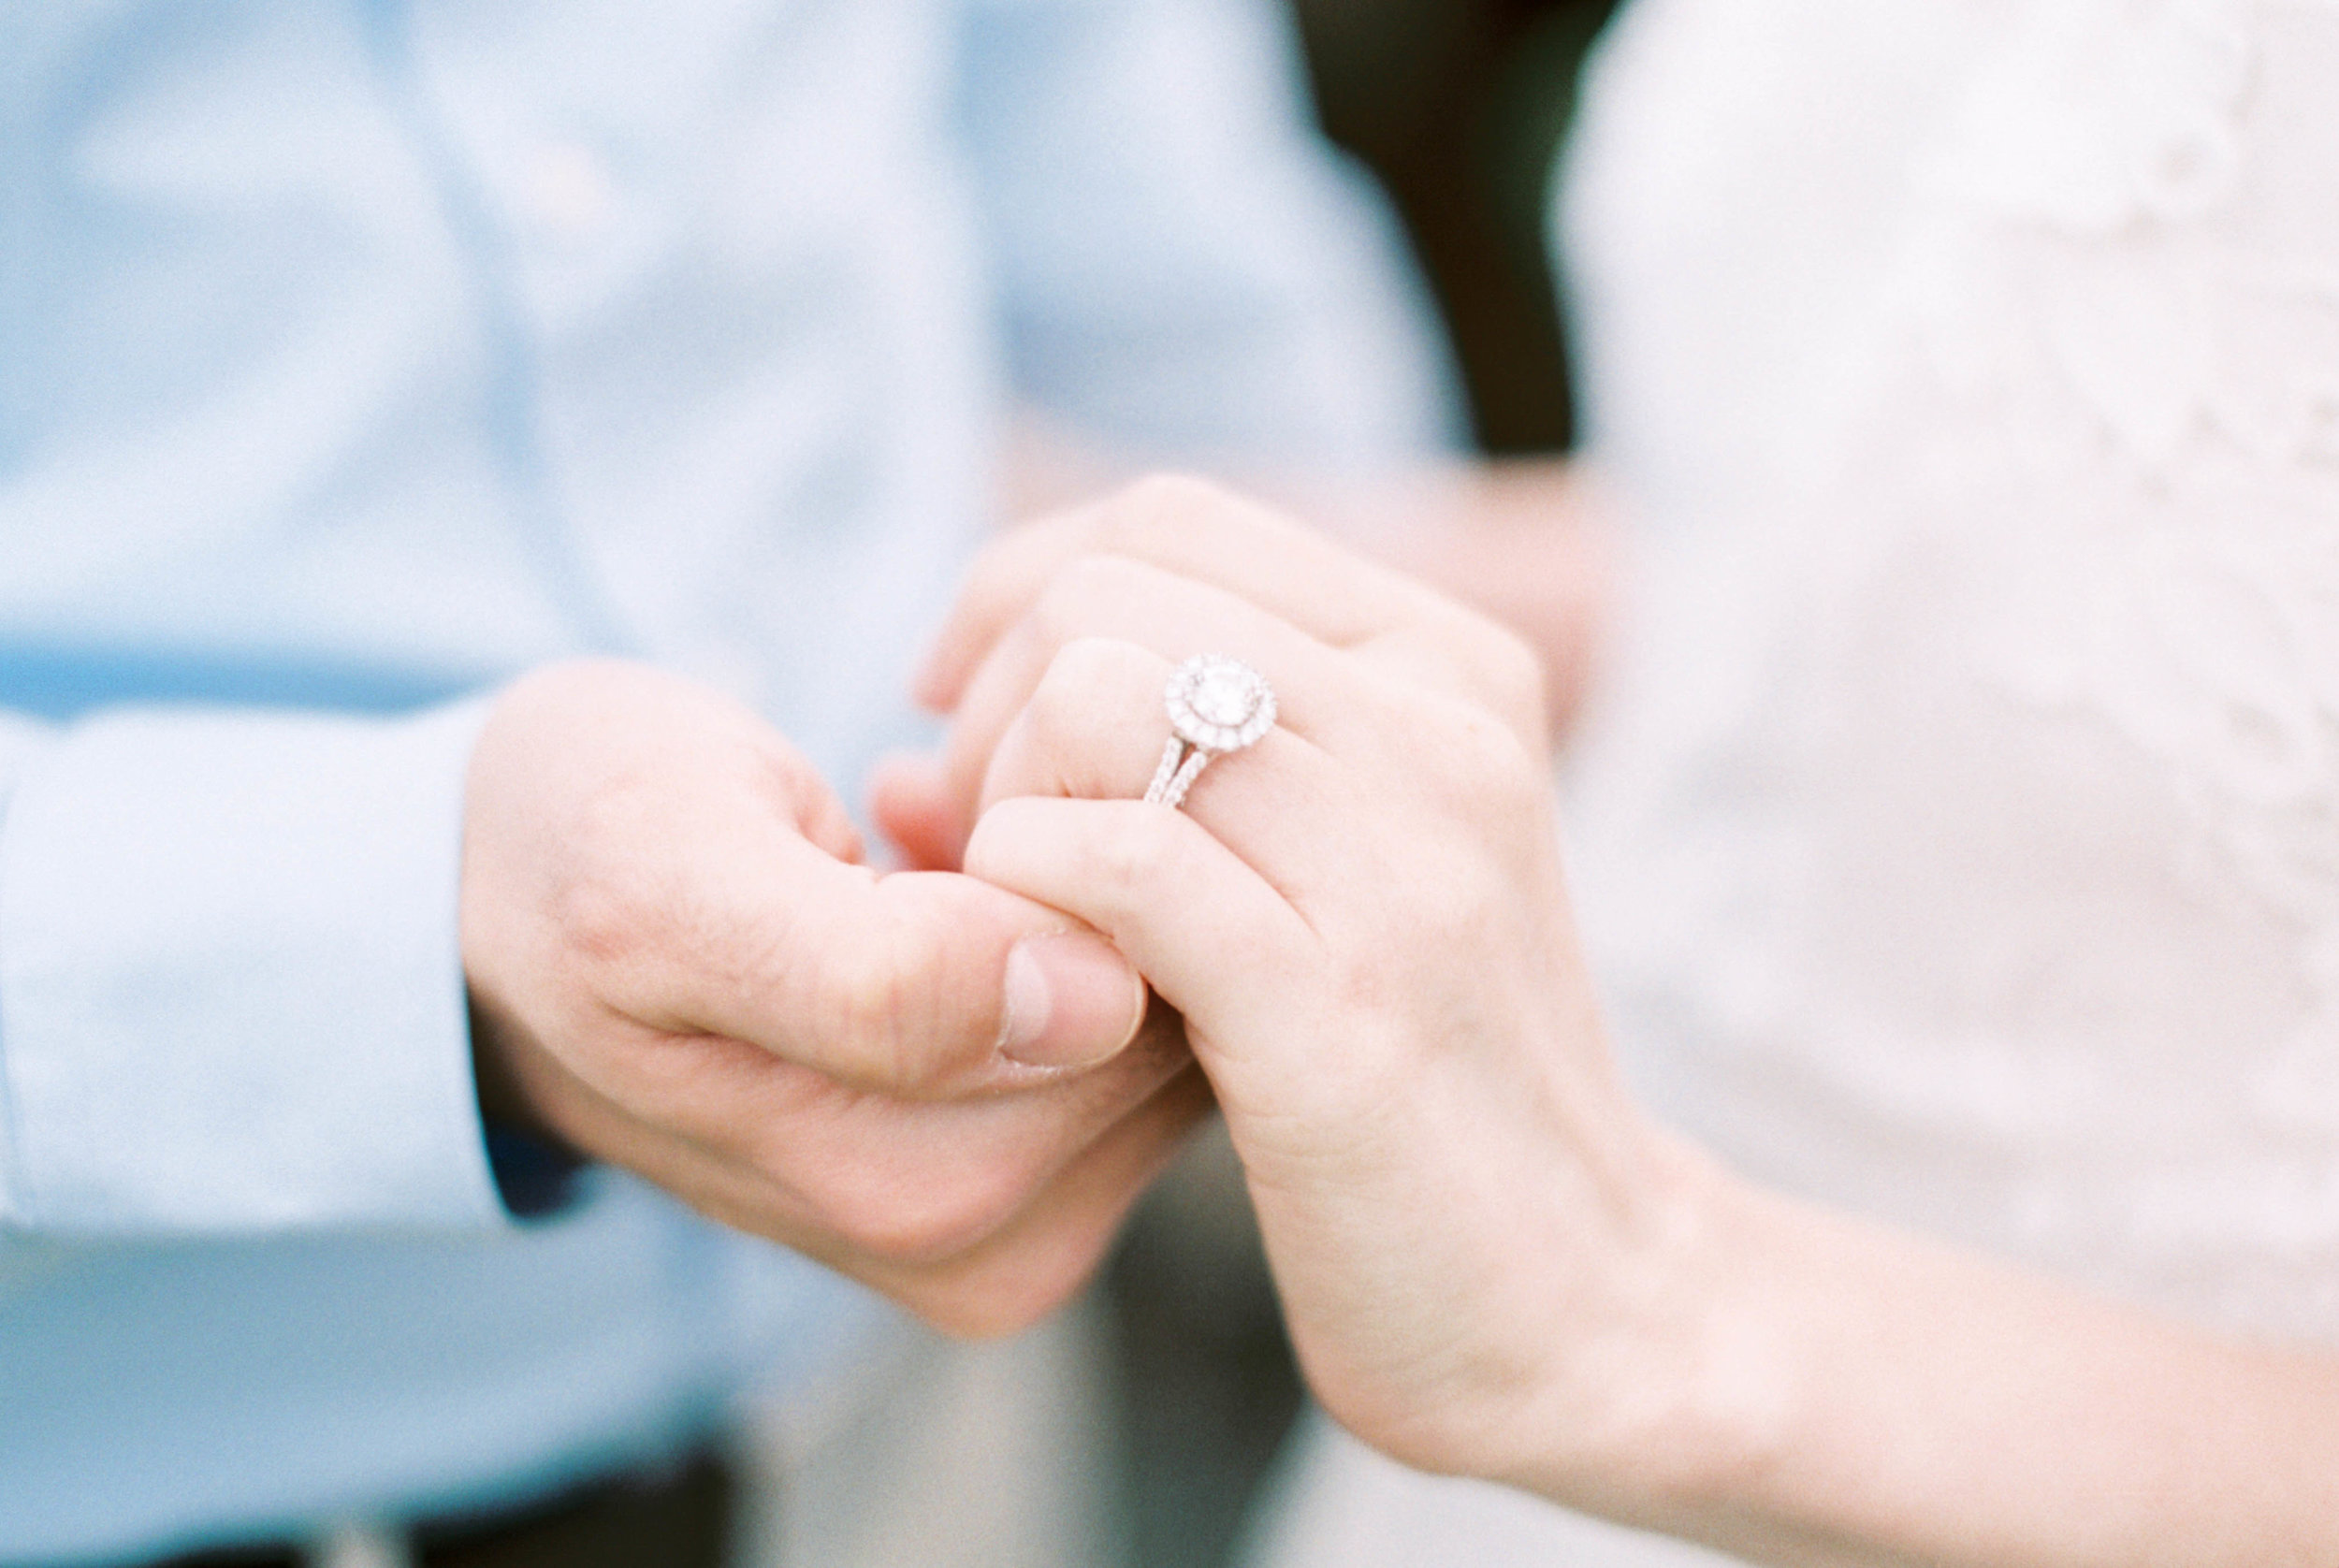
1288;0;1616;457
747;5;1620;1566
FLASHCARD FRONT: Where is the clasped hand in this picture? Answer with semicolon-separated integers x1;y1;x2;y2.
461;475;1713;1498
883;477;1720;1493
460;659;1204;1335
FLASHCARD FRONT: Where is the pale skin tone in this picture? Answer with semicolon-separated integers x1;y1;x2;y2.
999;411;1613;742
452;439;1595;1342
879;475;2339;1567
460;659;1203;1336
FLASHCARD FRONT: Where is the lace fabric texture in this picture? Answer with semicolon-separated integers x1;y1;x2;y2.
1562;0;2339;1339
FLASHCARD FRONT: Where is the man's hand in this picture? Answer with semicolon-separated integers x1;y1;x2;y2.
459;660;1200;1336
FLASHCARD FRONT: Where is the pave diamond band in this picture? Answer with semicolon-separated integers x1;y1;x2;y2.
1144;655;1275;810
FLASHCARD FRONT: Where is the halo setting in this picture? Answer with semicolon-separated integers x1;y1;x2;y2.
1146;655;1276;810
1165;654;1276;753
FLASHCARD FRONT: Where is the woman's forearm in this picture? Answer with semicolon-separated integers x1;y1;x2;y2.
935;475;2339;1566
1544;1167;2339;1568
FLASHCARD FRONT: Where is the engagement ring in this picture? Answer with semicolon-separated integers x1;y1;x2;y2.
1145;655;1275;810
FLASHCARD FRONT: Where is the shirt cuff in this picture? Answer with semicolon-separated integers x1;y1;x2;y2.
0;698;507;1235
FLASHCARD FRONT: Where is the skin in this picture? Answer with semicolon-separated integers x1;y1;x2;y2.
460;659;1199;1337
998;413;1612;744
450;437;1600;1342
898;476;2339;1565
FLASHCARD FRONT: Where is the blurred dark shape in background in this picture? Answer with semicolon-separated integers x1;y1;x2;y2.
1293;0;1620;454
1105;6;1618;1566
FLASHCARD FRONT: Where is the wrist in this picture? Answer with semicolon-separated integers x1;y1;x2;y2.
1497;1135;1798;1523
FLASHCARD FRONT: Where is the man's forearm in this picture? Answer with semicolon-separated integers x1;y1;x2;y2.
0;699;503;1238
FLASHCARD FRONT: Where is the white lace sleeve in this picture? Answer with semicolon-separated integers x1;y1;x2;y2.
1895;0;2339;931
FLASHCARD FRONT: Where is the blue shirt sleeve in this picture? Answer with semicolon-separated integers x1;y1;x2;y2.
0;697;507;1238
957;0;1469;468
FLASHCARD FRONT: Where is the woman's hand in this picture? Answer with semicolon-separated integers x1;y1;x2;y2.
912;480;2339;1568
871;474;1552;875
893;478;1721;1487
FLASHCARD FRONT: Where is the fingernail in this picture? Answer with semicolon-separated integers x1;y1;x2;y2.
999;932;1147;1069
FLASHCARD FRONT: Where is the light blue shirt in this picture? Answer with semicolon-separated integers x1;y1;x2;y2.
0;0;1457;1559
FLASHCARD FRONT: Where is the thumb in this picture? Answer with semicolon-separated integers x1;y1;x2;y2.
962;797;1313;1093
670;835;1150;1096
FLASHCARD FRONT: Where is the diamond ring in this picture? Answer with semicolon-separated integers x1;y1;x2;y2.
1144;655;1276;810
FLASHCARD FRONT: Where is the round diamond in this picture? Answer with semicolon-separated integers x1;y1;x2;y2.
1165;655;1275;753
1193;665;1255;727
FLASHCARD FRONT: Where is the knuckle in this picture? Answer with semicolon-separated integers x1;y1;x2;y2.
1418;695;1541;812
1474;621;1550;738
1111;472;1230;538
1039;634;1131;701
549;787;671;975
1485;726;1553;818
1416;608;1547;748
1059;549;1143;603
1030;553;1132;644
1031;638;1152;740
1089;811;1178;912
821;937;916;1084
1018;662;1097;770
1434;861;1511;951
551;868;648;974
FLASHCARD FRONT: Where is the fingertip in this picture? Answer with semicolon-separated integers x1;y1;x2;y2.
803;792;866;866
869;752;969;872
958;794;1042;886
869;750;942;810
910;642;965;713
